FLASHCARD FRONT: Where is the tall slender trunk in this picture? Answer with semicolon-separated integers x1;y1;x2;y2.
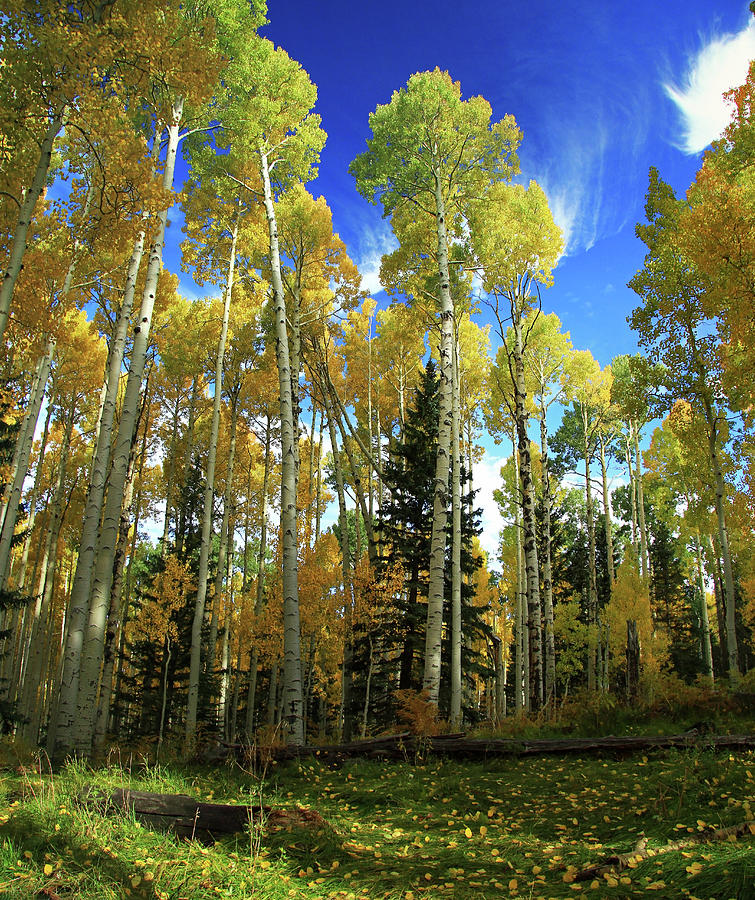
0;105;67;344
0;336;55;588
160;399;181;552
633;420;649;579
599;434;615;590
69;98;183;759
1;400;53;699
706;533;727;672
18;402;75;742
10;399;52;594
260;149;304;746
625;430;638;554
582;411;598;693
705;412;739;680
322;374;353;740
510;313;541;709
206;390;239;688
423;172;454;706
185;209;239;747
538;403;556;704
694;534;714;682
514;445;527;712
176;375;200;555
245;416;272;738
450;335;462;727
93;383;150;758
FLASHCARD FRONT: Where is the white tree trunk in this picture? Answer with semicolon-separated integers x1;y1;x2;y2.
70;97;183;758
513;315;542;709
450;335;462;727
423;172;454;707
633;420;649;579
260;150;304;746
185;209;238;747
695;534;714;683
18;402;74;742
539;406;556;704
52;227;146;758
0;335;55;588
599;434;615;590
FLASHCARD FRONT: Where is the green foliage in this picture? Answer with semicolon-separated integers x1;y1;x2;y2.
366;362;488;724
0;749;753;899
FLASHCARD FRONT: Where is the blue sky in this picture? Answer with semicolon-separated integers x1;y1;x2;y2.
172;1;755;559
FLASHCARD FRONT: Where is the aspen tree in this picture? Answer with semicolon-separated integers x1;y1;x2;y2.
351;70;519;705
469;181;562;709
629;168;741;680
226;39;325;745
522;312;575;702
185;212;240;748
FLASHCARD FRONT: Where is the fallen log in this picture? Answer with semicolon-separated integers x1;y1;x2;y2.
83;789;325;842
210;732;755;765
575;821;755;881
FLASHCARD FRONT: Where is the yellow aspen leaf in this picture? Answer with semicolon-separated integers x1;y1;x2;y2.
532;865;541;874
590;880;600;889
685;862;703;876
620;876;631;884
131;876;141;889
464;827;473;838
43;864;53;876
479;825;487;836
508;878;518;890
424;873;432;881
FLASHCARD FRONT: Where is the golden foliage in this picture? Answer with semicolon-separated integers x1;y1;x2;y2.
604;551;669;676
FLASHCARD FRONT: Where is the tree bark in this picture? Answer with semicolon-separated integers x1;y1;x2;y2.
260;149;304;746
450;335;463;728
0;335;55;588
186;208;239;748
539;403;556;704
423;171;454;707
633;420;649;579
18;401;75;742
69;97;184;759
245;415;272;739
599;433;615;590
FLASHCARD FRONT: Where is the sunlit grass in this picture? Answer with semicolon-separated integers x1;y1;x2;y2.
0;747;753;898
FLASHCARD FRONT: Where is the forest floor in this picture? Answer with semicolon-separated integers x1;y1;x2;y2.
0;738;753;899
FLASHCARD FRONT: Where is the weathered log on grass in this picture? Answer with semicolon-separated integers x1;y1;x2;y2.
211;732;755;765
575;821;755;881
84;789;325;842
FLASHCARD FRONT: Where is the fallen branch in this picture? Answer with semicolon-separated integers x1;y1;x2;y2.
575;821;755;881
209;732;755;765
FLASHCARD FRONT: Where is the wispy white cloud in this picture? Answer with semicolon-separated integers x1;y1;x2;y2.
356;221;398;295
532;93;648;256
664;18;755;154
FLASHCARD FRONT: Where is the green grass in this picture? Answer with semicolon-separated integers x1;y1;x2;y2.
0;747;753;899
